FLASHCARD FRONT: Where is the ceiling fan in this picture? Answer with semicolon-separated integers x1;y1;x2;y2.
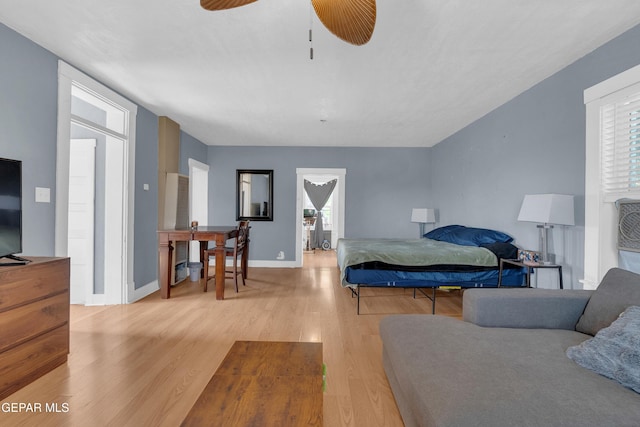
200;0;376;46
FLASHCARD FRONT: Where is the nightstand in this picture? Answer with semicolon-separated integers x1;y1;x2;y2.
498;258;563;289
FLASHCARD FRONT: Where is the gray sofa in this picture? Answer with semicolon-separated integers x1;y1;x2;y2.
380;268;640;427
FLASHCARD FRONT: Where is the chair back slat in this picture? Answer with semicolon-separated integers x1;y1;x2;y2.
235;220;250;252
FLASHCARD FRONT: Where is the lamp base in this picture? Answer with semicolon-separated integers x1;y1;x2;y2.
540;253;556;265
537;224;554;264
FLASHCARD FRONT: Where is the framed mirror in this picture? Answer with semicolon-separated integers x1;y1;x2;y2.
236;169;273;221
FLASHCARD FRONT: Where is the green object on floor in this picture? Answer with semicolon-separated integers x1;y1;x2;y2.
322;363;327;392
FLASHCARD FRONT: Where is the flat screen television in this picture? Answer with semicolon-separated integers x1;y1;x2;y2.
0;158;29;265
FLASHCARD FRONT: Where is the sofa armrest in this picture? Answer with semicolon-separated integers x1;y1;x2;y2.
463;288;593;330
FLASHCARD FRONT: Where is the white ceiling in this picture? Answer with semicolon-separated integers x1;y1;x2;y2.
1;1;640;147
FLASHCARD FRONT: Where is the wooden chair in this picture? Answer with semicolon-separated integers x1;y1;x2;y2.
203;220;250;293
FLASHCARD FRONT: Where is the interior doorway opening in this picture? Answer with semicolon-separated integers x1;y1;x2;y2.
295;168;346;267
55;61;137;305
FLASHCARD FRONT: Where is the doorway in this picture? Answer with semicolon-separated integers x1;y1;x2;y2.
55;61;138;305
295;168;346;267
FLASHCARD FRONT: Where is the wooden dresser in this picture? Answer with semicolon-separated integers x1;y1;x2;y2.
0;257;70;400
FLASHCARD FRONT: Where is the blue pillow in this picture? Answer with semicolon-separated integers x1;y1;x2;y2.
423;225;465;240
425;225;513;247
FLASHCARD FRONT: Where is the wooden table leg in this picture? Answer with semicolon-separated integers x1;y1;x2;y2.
242;238;249;280
159;240;173;299
199;241;207;278
214;238;226;300
558;266;563;289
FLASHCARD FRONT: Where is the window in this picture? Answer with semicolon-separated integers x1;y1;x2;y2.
600;84;640;200
584;64;640;287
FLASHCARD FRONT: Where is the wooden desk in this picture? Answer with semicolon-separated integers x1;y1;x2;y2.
181;341;323;426
158;226;238;300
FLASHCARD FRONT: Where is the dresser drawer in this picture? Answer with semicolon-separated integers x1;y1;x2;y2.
0;258;70;312
0;292;69;354
0;326;69;400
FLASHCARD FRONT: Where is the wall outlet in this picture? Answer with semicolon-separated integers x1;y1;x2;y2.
276;251;285;260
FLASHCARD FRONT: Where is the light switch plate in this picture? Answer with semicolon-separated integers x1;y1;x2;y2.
35;187;51;203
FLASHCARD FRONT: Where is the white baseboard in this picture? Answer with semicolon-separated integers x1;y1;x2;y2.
129;279;159;303
85;294;105;306
248;260;298;268
78;280;159;305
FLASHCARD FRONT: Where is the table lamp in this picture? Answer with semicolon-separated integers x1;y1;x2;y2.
411;208;436;237
517;194;574;264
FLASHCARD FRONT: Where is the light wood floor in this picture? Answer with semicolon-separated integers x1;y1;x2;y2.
1;251;462;427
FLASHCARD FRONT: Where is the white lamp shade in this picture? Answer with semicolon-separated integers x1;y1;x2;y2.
517;194;575;226
411;208;436;223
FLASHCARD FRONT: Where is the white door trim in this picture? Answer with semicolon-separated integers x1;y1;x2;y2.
56;60;138;304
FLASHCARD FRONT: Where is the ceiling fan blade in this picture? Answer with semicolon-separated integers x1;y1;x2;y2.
311;0;376;45
200;0;258;11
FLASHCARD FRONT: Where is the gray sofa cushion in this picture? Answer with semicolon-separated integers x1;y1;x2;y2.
380;315;640;427
567;305;640;393
463;288;592;329
576;268;640;336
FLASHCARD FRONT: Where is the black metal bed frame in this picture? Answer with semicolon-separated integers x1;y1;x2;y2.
349;285;444;315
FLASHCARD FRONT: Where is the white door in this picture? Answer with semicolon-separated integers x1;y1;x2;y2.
68;139;96;304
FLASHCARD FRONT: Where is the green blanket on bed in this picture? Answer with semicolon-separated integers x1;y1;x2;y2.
336;238;497;286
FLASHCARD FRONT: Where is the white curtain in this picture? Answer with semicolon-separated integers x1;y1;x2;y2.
304;179;337;248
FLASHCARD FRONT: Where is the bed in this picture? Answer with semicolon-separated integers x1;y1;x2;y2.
337;225;526;314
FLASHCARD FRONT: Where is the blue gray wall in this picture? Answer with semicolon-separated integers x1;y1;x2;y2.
206;24;640;288
0;22;208;291
207;146;432;261
133;106;160;288
180;131;209;174
3;16;640;290
431;24;640;287
0;22;58;256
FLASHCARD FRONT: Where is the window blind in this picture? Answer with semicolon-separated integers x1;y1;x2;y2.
600;89;640;197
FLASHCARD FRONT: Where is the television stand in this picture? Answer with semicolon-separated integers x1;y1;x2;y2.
0;254;31;266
